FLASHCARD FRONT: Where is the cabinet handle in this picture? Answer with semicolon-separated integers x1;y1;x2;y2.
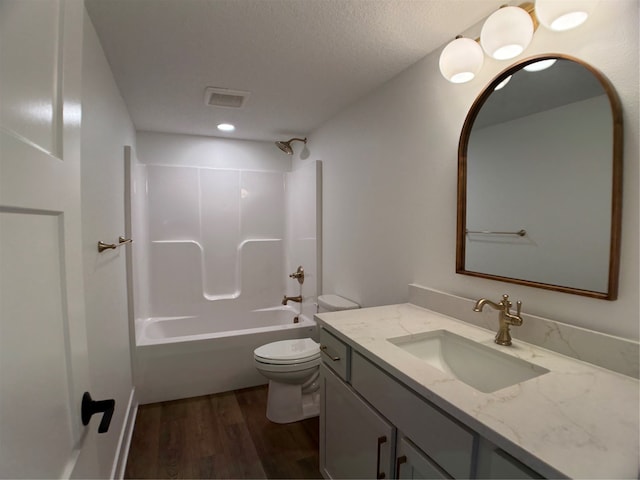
376;435;387;479
395;455;407;479
320;344;340;361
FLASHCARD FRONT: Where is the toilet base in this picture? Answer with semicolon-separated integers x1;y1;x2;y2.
266;380;320;424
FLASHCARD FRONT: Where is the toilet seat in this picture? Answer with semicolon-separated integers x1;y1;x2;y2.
254;338;320;365
254;355;320;373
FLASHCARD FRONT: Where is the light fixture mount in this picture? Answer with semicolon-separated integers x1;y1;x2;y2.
439;0;596;84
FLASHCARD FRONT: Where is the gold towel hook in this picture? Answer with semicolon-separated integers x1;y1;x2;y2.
97;236;133;253
97;241;116;253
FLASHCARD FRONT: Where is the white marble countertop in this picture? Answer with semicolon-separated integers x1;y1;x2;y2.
316;303;639;479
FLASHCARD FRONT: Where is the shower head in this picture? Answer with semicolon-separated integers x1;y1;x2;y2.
275;137;307;155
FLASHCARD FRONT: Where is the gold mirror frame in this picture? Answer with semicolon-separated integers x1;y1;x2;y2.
456;54;623;300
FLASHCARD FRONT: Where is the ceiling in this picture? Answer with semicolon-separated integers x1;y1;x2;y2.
85;0;504;142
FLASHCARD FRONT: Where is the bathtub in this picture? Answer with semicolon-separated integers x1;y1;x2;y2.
134;305;317;404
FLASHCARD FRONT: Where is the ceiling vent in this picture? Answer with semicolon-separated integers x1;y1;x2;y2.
204;87;250;108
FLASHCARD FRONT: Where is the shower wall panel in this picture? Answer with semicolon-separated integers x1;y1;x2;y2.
130;162;150;321
285;161;322;319
238;239;283;308
240;171;285;240
149;241;203;317
147;166;200;241
201;169;240;298
144;165;286;317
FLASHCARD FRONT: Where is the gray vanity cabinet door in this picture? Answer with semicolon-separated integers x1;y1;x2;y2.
396;436;451;479
320;364;394;479
475;440;544;479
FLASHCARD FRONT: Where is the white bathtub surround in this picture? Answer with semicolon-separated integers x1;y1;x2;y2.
284;161;322;320
316;304;639;479
408;284;640;379
136;310;316;404
129;133;322;403
144;166;286;315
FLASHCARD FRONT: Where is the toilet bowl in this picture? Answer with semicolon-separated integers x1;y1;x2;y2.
254;294;359;424
254;338;321;424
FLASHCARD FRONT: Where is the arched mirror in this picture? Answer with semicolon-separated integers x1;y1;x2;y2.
456;54;622;299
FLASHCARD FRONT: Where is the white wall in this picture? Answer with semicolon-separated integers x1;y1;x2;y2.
299;0;639;340
137;130;291;171
81;10;136;478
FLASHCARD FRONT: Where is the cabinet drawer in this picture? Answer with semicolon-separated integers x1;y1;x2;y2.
320;327;349;381
351;352;475;479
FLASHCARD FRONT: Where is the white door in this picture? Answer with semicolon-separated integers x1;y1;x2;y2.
1;0;99;477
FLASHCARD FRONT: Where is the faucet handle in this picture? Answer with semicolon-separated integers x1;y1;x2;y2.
501;294;511;308
516;300;522;316
289;266;305;284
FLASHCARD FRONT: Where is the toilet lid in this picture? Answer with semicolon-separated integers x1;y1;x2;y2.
254;338;320;363
318;294;360;311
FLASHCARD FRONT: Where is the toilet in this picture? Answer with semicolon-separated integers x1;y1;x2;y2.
317;294;360;313
253;294;359;424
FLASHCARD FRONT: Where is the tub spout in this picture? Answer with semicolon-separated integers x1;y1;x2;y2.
282;295;302;305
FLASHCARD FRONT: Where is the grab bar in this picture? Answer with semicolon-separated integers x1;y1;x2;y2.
98;236;133;253
466;229;526;237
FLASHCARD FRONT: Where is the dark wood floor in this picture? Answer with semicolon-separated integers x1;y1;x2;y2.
125;385;321;479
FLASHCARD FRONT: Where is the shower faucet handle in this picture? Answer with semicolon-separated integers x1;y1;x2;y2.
289;266;305;284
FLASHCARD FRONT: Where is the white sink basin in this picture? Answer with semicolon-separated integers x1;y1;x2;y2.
387;330;549;393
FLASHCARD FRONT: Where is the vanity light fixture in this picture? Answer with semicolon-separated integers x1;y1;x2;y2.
535;0;598;31
217;123;235;132
439;0;598;83
438;36;485;84
481;5;534;61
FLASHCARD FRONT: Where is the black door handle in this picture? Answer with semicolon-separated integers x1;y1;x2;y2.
81;392;115;434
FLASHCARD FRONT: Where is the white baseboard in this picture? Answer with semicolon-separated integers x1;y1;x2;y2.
111;387;138;479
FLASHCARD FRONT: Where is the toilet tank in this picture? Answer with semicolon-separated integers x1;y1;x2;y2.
317;294;360;313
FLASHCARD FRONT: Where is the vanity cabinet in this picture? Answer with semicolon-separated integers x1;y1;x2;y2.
319;327;349;381
475;440;543;479
350;351;474;478
320;364;394;479
396;435;450;479
319;326;544;480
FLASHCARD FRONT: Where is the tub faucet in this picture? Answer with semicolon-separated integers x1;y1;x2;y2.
473;294;523;346
282;295;302;305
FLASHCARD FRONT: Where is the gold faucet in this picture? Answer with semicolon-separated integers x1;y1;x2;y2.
282;295;302;305
473;294;523;346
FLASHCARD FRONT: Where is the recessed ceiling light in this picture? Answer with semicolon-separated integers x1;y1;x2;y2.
217;123;235;132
